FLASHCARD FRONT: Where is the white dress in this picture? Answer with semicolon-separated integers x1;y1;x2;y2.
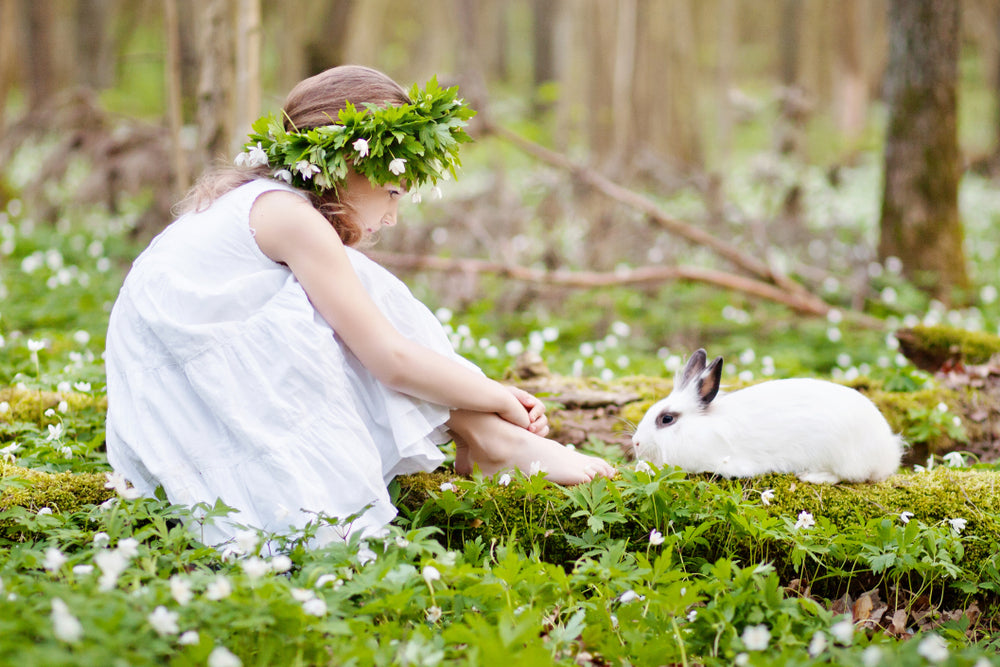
105;178;474;546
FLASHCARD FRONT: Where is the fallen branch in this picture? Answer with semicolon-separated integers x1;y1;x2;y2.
368;250;832;317
480;119;813;300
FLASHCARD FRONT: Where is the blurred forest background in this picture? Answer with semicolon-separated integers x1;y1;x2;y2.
2;0;1000;327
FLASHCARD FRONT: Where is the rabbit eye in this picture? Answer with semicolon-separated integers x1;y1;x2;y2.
657;411;677;428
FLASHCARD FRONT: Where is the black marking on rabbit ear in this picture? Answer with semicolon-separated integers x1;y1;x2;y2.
697;356;724;406
678;349;708;390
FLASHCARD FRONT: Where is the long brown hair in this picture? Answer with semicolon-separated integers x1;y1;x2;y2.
176;65;410;246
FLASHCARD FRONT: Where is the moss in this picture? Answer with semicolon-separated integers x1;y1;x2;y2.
896;325;1000;371
0;386;106;425
0;462;113;540
395;467;1000;605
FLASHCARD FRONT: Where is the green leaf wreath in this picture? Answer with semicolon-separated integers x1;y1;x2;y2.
239;76;476;195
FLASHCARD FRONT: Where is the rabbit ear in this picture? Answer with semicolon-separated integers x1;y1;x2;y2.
678;349;708;390
696;356;724;406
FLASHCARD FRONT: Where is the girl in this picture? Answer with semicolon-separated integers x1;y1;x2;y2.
104;65;615;545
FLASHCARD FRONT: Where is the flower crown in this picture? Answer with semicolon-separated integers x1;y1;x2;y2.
236;76;476;196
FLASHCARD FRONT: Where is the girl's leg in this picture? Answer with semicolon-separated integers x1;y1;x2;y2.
448;409;616;485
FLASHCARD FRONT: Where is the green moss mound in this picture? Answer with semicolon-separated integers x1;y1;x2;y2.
0;462;112;540
896;325;1000;371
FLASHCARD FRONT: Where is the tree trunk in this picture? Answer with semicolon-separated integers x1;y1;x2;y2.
878;0;969;302
195;0;234;169
164;0;189;196
21;0;57;110
74;0;115;90
834;0;868;138
232;0;262;151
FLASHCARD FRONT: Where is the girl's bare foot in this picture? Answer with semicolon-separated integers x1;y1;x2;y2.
448;410;616;485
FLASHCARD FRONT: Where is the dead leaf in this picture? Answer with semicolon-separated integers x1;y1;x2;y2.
852;592;874;621
889;609;908;636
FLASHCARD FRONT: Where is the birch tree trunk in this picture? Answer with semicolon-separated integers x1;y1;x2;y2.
878;0;969;301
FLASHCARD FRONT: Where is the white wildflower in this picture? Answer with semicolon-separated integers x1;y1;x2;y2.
394;535;410;548
760;489;775;506
57;400;68;413
388;158;407;175
742;624;771;651
315;574;338;588
808;631;827;657
529;460;543;477
302;597;327;617
205;576;232;600
497;473;511;487
947;517;967;534
61;446;72;459
43;547;68;572
95;549;128;591
916;634;949;663
72;564;94;576
830;618;854;645
51;598;84;643
179;630;200;645
942;451;965;467
439;482;456;493
147;606;180;636
233;529;258;555
270;555;293;573
26;339;46;352
618;589;644;604
291;588;315;602
37;507;53;516
422;565;441;584
117;537;139;559
208;646;243;667
104;471;142;500
794;511;815;531
899;511;914;525
73;381;91;392
46;423;64;441
242;557;270;581
0;402;9;415
92;532;110;546
425;605;442;623
170;575;194;605
648;529;665;546
294;160;320;180
246;142;268;167
634;460;653;474
352;138;369;158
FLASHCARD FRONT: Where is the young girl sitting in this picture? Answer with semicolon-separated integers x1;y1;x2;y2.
104;65;616;545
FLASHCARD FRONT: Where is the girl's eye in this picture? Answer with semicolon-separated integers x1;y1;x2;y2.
388;188;403;199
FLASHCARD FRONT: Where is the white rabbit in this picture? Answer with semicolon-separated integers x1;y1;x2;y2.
631;349;904;483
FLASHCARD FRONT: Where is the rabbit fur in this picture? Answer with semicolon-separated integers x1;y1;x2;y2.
631;349;904;483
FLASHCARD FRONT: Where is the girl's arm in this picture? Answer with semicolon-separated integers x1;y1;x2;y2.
250;190;531;428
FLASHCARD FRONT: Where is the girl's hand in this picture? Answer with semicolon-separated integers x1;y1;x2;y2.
505;386;550;437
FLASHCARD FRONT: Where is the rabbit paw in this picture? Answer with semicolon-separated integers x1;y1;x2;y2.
797;471;841;484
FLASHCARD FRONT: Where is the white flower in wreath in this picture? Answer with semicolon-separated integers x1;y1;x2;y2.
294;160;321;180
352;138;370;158
388;158;407;175
246;142;268;167
273;169;293;184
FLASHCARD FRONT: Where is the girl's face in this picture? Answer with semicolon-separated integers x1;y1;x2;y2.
341;169;405;239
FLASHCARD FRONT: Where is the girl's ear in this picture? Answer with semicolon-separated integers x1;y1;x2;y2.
678;349;708;390
697;356;723;406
